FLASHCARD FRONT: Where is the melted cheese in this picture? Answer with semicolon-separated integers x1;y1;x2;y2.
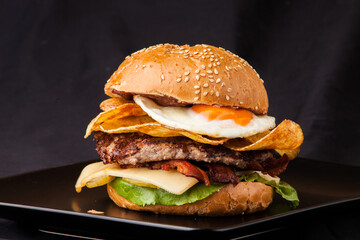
75;162;199;195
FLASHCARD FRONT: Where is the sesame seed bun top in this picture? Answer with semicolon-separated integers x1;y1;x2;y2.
105;44;269;115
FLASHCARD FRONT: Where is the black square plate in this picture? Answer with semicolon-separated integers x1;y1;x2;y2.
0;158;359;239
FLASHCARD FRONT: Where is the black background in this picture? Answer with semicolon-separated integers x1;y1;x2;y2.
1;0;360;239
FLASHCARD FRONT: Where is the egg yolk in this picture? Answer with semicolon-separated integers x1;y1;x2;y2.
191;104;253;126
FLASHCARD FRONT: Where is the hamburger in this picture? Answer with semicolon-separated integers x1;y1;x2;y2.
75;44;303;216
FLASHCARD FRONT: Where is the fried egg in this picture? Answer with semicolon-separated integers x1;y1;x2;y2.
134;95;275;138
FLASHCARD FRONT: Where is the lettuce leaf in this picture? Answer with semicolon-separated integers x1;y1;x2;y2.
109;178;224;206
110;172;299;207
239;172;299;207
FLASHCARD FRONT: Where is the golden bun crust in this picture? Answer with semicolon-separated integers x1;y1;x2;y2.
105;44;269;115
107;182;273;216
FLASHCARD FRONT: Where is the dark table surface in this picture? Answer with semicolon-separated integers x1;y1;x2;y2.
1;158;360;240
1;199;360;240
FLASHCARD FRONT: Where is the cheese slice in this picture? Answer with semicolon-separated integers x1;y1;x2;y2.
75;162;119;192
75;162;199;195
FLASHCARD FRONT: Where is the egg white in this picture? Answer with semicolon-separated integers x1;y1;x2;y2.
133;95;275;138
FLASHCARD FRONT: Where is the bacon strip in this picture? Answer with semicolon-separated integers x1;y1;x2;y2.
262;154;290;177
149;160;210;186
205;163;239;185
244;154;290;177
118;155;288;187
120;160;211;186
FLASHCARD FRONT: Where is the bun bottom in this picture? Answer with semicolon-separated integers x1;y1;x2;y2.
107;182;273;216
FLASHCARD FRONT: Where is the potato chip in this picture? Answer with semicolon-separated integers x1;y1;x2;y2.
86;103;228;145
85;103;146;138
100;120;227;145
100;97;134;112
86;101;303;155
224;120;304;151
102;121;180;137
275;148;301;160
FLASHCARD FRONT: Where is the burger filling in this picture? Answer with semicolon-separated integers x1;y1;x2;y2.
75;131;299;207
77;96;303;209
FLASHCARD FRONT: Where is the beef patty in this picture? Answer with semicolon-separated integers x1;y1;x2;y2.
94;132;287;173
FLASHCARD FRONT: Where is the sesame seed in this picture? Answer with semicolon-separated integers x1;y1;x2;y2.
194;85;200;89
208;63;212;68
201;55;205;59
195;69;200;74
194;51;198;55
216;62;220;66
227;88;232;92
184;77;189;82
195;90;200;94
216;91;220;97
209;78;214;82
161;74;165;80
238;64;242;69
196;75;200;80
220;56;224;59
221;82;225;87
208;75;214;78
203;91;208;96
201;65;206;69
225;66;229;71
216;78;221;83
184;49;189;53
194;96;199;101
214;68;219;74
203;83;209;87
210;58;214;62
176;78;182;82
200;73;206;77
184;71;190;76
226;95;230;100
206;70;212;74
